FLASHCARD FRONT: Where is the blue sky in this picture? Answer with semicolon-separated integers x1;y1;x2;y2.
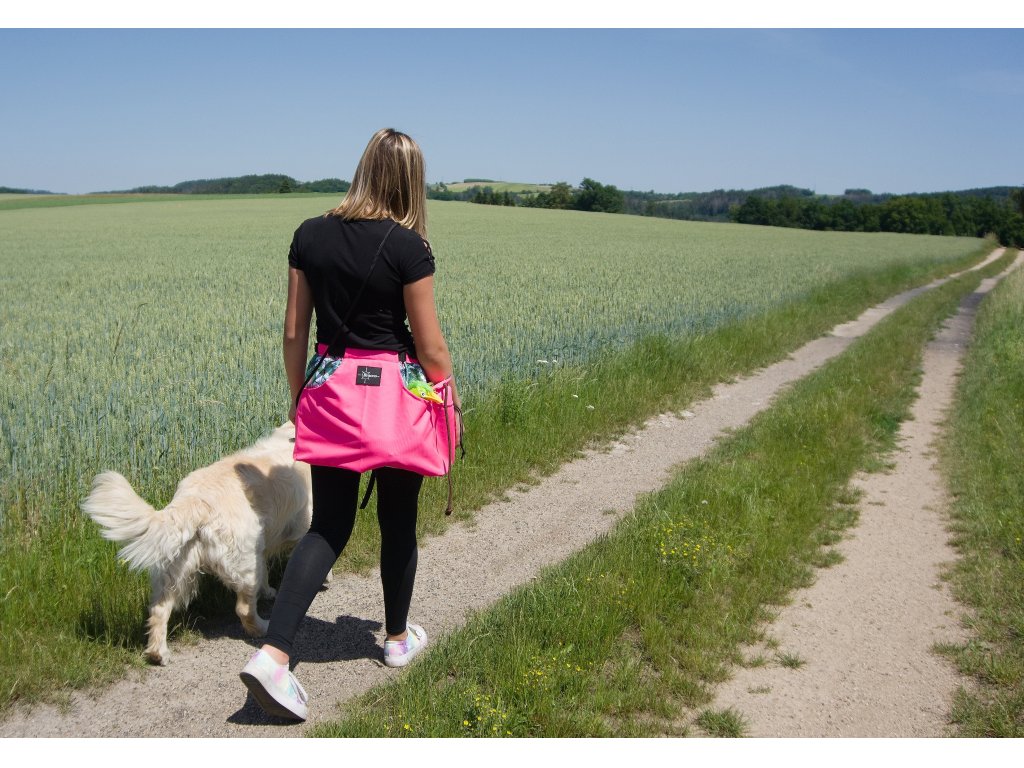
2;27;1023;195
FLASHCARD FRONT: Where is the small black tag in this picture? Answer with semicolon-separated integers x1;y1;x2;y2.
355;366;382;386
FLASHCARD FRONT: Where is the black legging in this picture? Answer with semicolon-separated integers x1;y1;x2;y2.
263;465;423;657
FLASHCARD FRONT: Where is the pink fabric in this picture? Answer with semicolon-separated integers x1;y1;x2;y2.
294;347;459;476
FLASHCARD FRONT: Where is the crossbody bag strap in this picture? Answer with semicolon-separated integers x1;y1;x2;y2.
295;221;399;407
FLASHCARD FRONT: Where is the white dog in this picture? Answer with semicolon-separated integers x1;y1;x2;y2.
81;422;324;665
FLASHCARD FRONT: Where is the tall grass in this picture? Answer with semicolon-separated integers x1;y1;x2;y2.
310;247;1013;737
0;197;988;709
938;251;1024;736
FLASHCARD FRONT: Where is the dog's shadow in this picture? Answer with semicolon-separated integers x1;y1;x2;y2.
227;613;384;726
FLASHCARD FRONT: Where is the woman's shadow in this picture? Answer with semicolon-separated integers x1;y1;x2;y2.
228;612;384;726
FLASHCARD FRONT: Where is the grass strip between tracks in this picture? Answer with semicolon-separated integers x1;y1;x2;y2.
310;250;1015;737
938;250;1024;737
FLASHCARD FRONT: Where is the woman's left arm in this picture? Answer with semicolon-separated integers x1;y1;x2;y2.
405;275;460;410
284;267;314;422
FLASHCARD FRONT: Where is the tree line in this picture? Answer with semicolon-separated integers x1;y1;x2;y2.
108;174;351;195
0;185;57;194
434;181;818;220
430;178;627;214
731;189;1024;247
431;179;1024;248
624;185;815;221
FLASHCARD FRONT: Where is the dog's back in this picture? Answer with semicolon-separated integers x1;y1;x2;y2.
181;422;312;560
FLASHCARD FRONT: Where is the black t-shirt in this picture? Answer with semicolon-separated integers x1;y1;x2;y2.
288;216;435;353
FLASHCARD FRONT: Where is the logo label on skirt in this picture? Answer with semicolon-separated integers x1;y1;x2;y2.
356;366;382;386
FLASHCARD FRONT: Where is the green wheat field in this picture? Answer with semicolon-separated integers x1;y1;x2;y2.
0;196;980;523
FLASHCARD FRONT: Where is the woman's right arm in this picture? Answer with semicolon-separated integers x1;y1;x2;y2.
404;275;460;409
284;266;315;422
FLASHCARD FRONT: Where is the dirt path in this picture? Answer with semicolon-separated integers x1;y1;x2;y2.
701;252;1022;737
0;250;1006;737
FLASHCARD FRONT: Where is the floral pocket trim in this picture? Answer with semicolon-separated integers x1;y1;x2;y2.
304;353;342;388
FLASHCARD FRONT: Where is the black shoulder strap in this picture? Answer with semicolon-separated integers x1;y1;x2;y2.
324;220;400;355
295;221;399;406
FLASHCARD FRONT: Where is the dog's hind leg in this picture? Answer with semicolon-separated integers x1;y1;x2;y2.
145;572;175;666
145;544;201;665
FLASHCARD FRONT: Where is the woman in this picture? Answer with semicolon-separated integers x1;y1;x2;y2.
239;128;458;722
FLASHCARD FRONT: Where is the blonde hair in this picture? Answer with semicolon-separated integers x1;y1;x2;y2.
330;128;427;237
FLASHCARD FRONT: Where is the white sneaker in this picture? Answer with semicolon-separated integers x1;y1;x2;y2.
384;624;428;668
239;649;309;721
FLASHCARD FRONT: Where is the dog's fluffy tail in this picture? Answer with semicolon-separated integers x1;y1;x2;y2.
81;471;201;572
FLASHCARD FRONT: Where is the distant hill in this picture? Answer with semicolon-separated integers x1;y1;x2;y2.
437;178;1022;245
440;180;552;194
99;174;350;195
622;185;1019;222
624;185;816;220
430;181;1017;222
0;186;58;195
728;185;1024;247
